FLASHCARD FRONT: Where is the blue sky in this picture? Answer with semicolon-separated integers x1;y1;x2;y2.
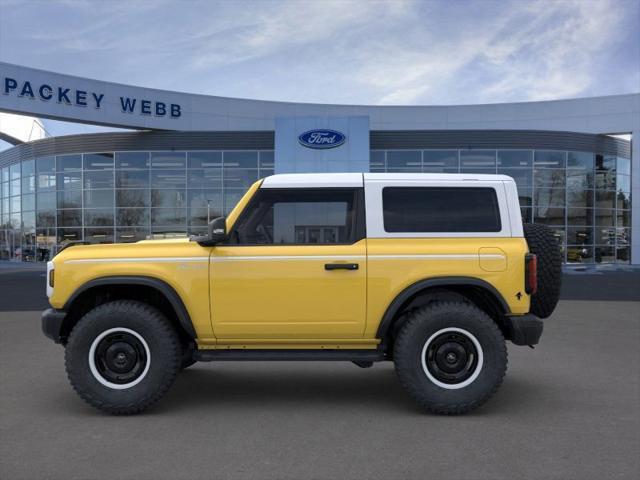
0;0;638;140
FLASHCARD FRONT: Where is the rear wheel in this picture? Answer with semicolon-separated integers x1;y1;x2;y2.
65;300;182;415
524;223;562;318
394;302;507;414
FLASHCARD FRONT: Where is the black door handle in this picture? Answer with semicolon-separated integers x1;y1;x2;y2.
325;263;359;271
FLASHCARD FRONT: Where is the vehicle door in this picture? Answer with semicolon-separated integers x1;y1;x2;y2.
210;187;367;339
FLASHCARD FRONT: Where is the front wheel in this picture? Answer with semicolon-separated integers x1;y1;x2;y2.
65;300;182;415
394;301;507;414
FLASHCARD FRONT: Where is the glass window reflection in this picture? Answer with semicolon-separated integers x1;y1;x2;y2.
567;152;594;169
259;151;274;168
498;150;532;168
84;190;114;209
616;157;630;176
223;169;259;189
85;227;114;244
117;189;150;208
151;189;186;208
151;170;186;189
1;146;633;264
187;169;222;189
595;209;614;226
423;150;458;172
117;208;149;226
116;152;149;169
387;151;421;169
84;170;114;189
84;209;115;226
36;157;55;174
150;152;186;169
117;170;149;188
83;153;114;170
534;151;566;168
37;192;56;210
617;174;630;194
151;208;187;227
223;151;258;169
460;150;496;168
58;171;82;190
57;155;82;171
534;169;565;188
188;151;222;169
117;227;149;243
22;159;35;176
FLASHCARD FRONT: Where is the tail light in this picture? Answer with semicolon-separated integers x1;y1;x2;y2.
525;254;537;295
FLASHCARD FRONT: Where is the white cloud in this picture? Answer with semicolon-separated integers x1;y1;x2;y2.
357;0;631;104
475;0;626;102
187;0;410;70
0;0;636;105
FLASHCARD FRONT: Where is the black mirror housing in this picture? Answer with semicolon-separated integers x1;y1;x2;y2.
194;216;227;246
209;216;227;242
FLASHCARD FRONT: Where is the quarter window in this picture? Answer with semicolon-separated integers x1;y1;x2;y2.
382;187;501;233
231;189;361;245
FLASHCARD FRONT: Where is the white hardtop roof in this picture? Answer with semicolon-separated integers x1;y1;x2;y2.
261;172;515;188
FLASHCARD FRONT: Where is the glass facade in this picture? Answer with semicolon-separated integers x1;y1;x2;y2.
0;147;631;264
1;150;274;261
371;149;631;264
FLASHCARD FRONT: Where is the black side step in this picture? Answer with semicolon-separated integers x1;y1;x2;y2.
194;349;384;362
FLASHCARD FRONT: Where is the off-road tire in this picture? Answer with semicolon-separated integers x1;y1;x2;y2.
394;302;507;415
524;223;562;318
65;300;182;415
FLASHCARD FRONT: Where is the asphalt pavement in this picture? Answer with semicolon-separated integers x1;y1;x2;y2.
0;265;639;479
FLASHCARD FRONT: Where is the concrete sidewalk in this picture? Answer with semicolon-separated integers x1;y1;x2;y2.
0;260;46;271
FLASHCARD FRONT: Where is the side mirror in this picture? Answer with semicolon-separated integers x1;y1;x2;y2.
194;216;227;246
207;216;228;244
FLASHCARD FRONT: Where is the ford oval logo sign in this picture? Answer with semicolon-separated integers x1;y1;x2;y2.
298;129;346;149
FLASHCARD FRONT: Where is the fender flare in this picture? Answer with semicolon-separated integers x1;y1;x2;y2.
64;276;196;339
376;276;511;340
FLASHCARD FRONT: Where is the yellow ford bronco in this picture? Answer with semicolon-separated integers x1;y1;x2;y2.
42;173;561;415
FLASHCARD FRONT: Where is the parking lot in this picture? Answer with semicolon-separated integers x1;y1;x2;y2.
1;265;639;480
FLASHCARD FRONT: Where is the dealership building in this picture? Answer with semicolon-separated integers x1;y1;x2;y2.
0;62;638;264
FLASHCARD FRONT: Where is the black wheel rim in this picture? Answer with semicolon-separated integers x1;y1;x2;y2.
94;331;148;385
424;331;479;385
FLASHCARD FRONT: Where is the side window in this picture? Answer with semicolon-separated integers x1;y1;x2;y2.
230;189;362;245
382;187;501;233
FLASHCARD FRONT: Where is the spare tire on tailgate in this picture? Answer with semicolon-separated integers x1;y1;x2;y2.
523;223;562;318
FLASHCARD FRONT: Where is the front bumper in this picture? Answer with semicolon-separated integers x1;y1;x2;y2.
504;314;543;346
41;308;68;344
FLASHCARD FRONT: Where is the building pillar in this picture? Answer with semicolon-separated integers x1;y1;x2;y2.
631;129;639;265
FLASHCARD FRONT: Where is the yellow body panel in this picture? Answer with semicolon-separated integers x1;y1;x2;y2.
225;180;262;231
48;180;265;343
49;179;531;350
209;241;367;339
49;239;214;339
364;238;530;338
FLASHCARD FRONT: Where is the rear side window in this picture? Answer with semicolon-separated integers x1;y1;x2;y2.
382;187;501;233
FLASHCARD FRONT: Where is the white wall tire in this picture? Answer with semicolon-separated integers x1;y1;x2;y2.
421;327;484;390
88;327;151;390
65;300;182;415
394;301;507;415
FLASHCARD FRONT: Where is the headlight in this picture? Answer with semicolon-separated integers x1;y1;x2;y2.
46;261;54;298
